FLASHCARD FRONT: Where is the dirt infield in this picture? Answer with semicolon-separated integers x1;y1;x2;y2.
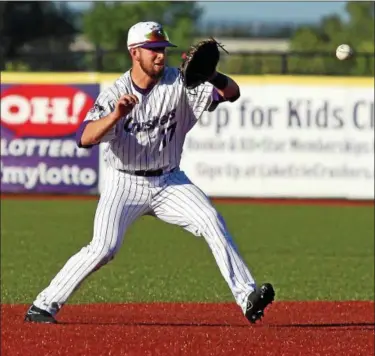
2;302;374;356
1;193;374;207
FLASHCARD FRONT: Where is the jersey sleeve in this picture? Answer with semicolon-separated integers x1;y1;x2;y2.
76;87;118;148
185;82;215;120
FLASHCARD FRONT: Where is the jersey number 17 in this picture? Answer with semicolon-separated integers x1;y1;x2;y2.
160;121;177;150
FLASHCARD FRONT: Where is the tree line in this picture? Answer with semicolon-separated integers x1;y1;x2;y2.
1;1;373;76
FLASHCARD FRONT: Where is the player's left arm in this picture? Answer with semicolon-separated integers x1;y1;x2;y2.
184;70;240;118
208;71;240;103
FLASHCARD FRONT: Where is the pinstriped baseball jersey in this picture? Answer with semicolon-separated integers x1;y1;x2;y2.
84;67;214;172
31;63;259;321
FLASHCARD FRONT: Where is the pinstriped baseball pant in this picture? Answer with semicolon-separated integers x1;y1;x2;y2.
33;167;256;315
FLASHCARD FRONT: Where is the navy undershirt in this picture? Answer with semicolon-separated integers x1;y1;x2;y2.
131;79;154;95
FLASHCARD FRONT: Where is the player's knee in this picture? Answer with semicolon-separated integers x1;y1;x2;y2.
84;241;117;265
98;247;117;263
93;253;114;272
201;206;224;231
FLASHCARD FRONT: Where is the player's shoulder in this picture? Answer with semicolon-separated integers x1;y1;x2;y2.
160;67;212;93
102;71;132;99
161;67;183;86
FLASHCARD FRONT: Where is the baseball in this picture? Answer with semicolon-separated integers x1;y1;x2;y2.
336;44;353;60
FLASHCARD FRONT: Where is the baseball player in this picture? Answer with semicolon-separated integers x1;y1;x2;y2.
25;21;275;324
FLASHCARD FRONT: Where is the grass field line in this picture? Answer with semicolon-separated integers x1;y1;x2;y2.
1;193;374;207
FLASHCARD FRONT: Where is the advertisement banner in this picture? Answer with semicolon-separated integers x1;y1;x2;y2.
1;83;100;194
180;82;374;199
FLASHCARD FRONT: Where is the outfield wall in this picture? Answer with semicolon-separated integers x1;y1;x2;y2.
1;73;374;199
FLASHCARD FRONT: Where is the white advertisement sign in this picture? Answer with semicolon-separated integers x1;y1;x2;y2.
180;83;374;199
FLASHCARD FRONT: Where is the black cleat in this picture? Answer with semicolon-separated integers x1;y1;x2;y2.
245;283;275;324
24;305;57;324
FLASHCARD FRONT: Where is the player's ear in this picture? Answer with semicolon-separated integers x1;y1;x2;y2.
130;48;140;62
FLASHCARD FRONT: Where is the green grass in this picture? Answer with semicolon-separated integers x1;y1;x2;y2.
1;199;374;304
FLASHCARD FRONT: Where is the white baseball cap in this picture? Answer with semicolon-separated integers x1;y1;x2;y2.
127;21;177;50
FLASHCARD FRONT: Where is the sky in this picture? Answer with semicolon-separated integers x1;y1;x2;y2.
198;1;347;23
69;1;348;24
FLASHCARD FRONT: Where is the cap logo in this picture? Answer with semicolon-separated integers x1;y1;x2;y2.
128;22;175;49
145;27;168;43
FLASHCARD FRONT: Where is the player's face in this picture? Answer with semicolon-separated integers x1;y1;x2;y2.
137;47;166;79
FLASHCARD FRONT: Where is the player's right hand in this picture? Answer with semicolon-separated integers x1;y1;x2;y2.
113;94;139;119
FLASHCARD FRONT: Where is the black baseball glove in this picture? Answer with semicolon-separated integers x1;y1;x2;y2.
179;37;228;90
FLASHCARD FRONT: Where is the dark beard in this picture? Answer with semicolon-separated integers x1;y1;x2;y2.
140;61;164;80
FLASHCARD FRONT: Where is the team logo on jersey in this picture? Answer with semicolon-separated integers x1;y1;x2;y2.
123;109;176;134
